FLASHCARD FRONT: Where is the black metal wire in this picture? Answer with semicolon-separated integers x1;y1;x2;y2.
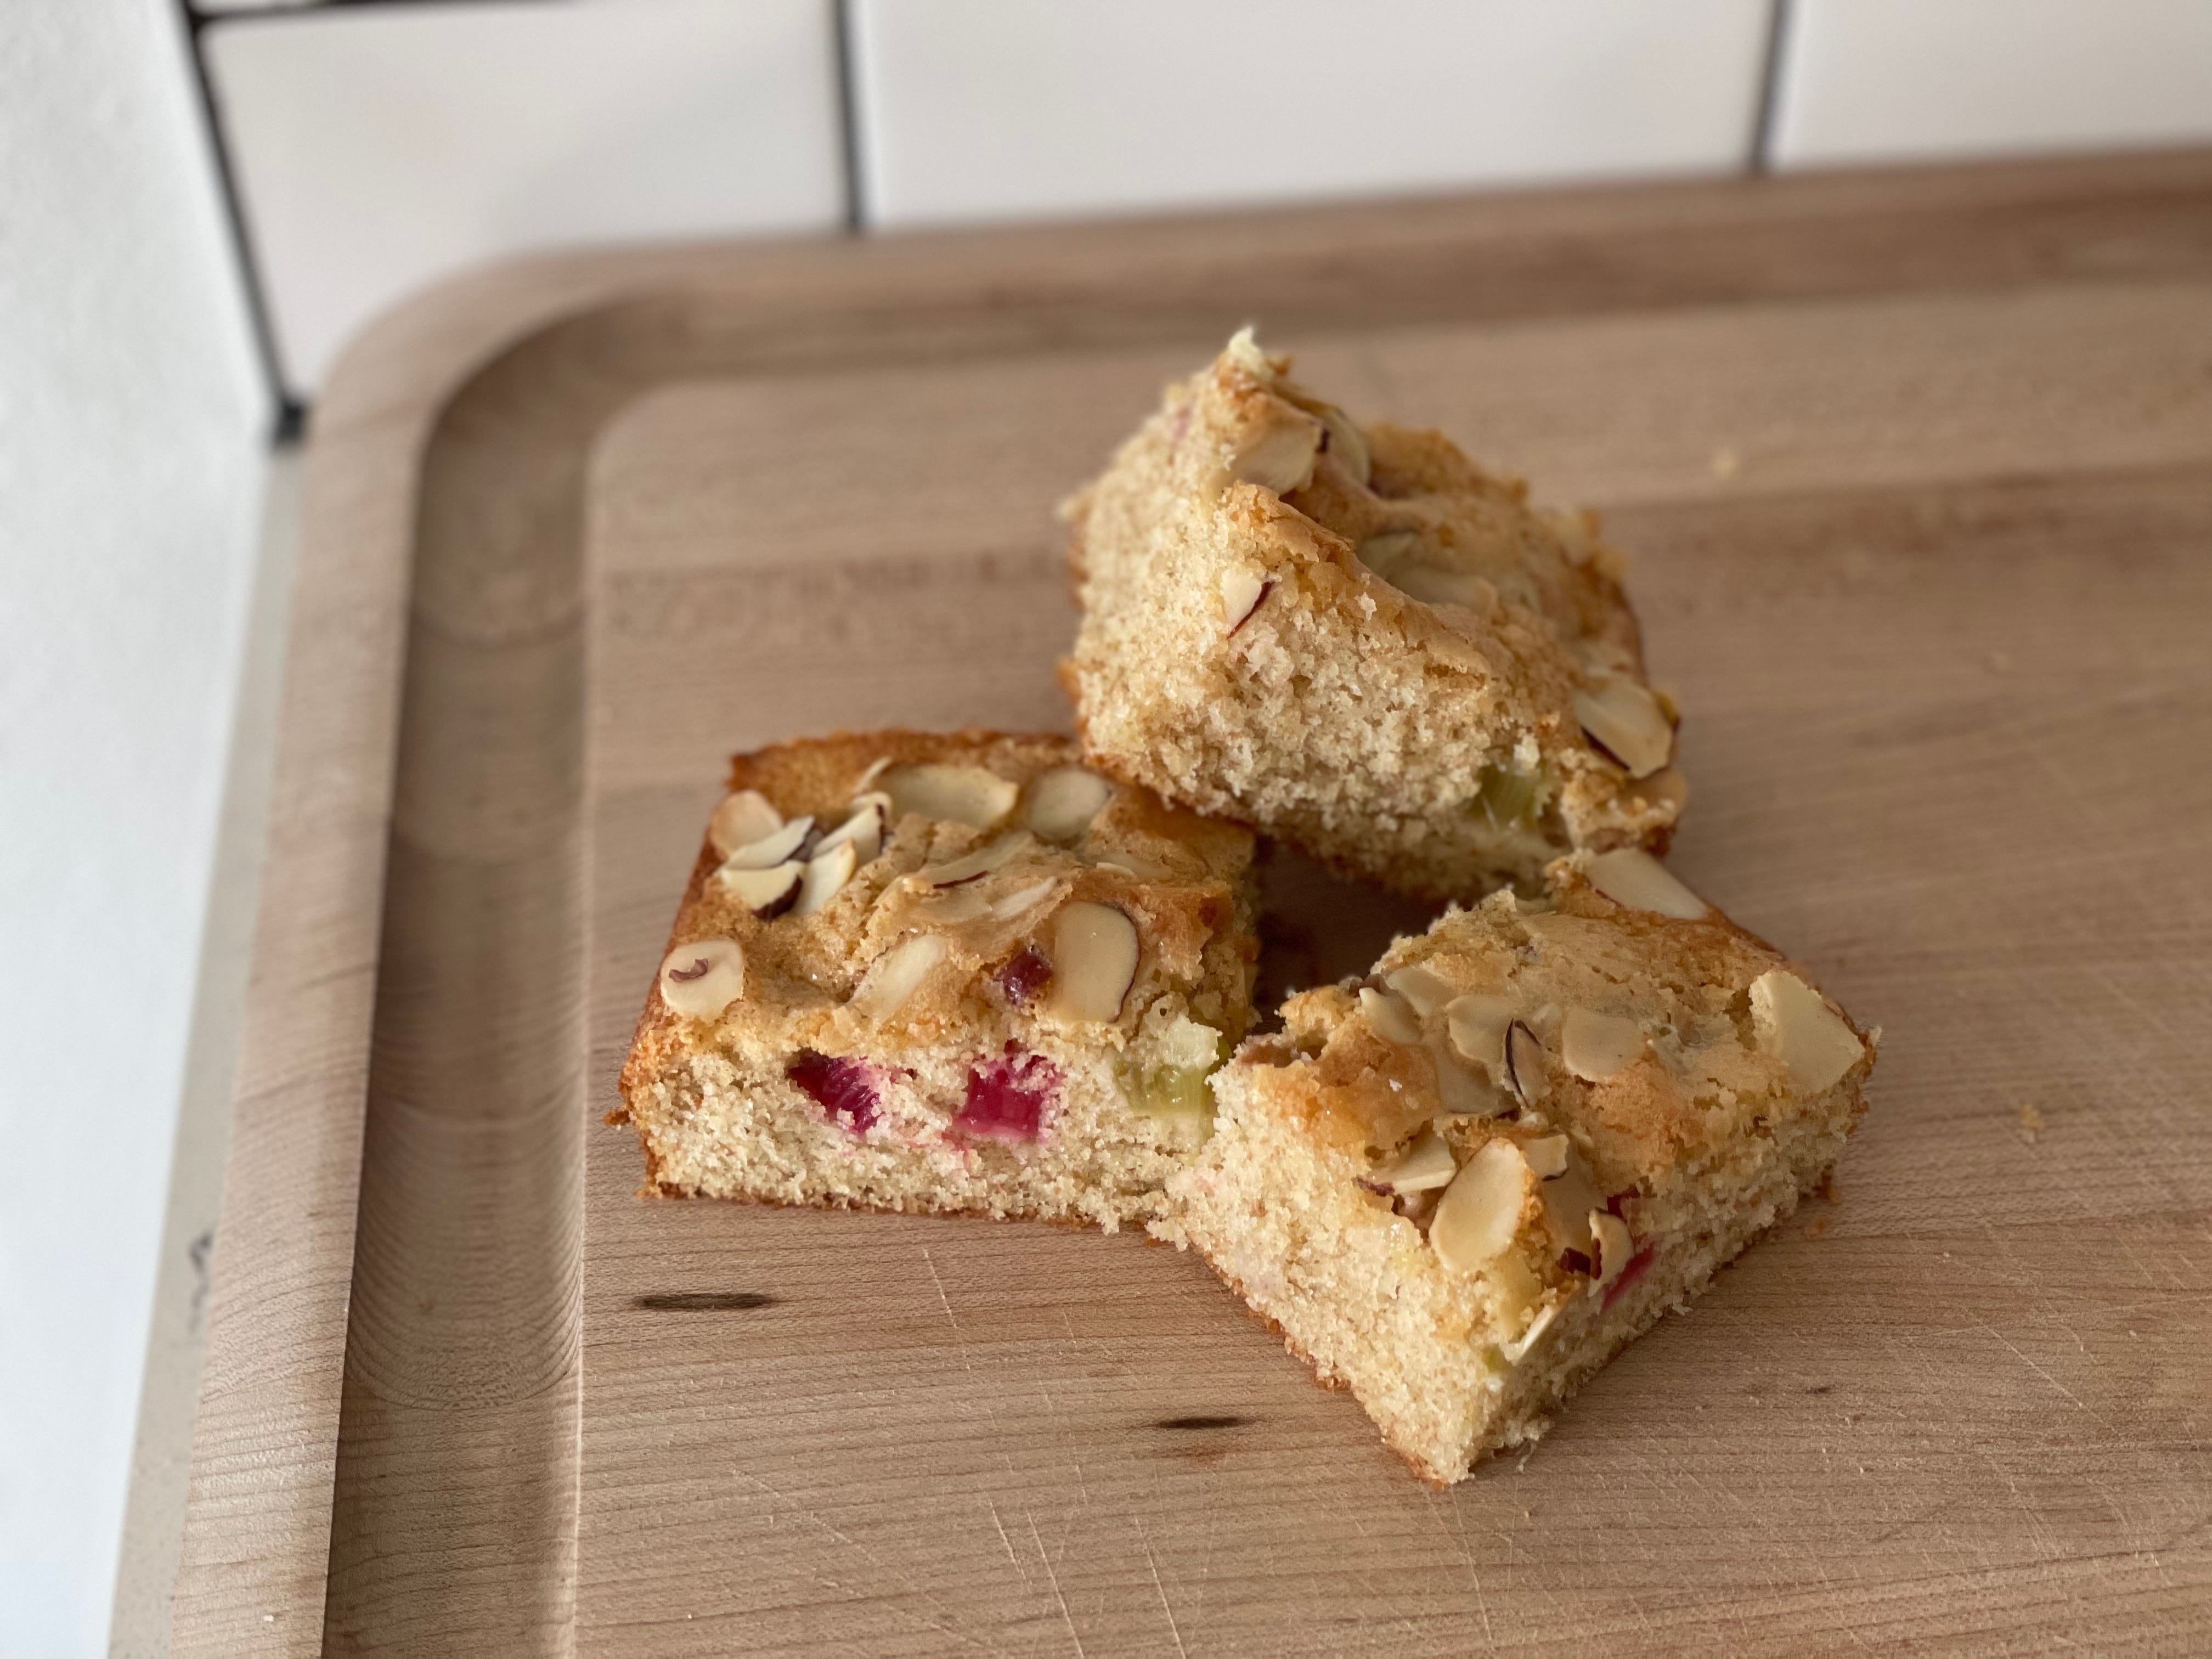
1750;0;1796;174
833;0;868;232
176;0;304;439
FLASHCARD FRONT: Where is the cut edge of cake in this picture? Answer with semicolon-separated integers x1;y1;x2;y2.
1062;328;1684;902
1155;850;1875;1481
615;729;1259;1233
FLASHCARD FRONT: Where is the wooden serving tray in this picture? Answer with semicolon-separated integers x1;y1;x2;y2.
174;155;2212;1656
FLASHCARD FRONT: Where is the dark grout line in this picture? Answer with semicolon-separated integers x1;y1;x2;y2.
177;0;306;439
832;0;868;233
190;0;564;16
1750;0;1796;175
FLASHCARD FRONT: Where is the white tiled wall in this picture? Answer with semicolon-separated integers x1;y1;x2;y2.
206;0;845;396
1771;0;2212;168
848;0;1775;228
194;0;2212;394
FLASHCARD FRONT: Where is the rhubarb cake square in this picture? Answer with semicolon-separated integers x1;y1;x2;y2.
616;731;1258;1229
1063;329;1684;902
1158;848;1875;1481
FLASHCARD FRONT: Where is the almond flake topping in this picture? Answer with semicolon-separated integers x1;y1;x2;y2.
1430;1138;1532;1274
1521;1133;1571;1180
1371;1128;1457;1195
1574;676;1674;778
716;860;804;919
1750;968;1865;1092
1538;1156;1606;1250
881;764;1018;830
989;877;1060;924
1220;566;1273;635
1359;986;1424;1047
814;794;889;865
923;832;1036;888
1585;848;1708;919
1446;993;1514;1074
1231;412;1322;495
1505;1020;1549;1104
1042;902;1140;1024
792;840;857;918
659;939;743;1021
1589;1211;1634;1289
719;816;813;872
1431;1043;1507;1117
850;934;946;1022
1500;1300;1562;1364
1023;768;1114;843
707;791;782;859
1561;1008;1645;1082
1316;403;1370;487
1384;963;1457;1018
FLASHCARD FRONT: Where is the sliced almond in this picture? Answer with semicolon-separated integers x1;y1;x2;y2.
1316;404;1370;487
708;791;782;860
792;839;858;918
1538;1159;1604;1249
1573;678;1674;778
1223;325;1275;381
989;877;1061;924
719;816;814;871
1359;986;1424;1047
881;764;1018;830
1499;1299;1562;1363
659;939;744;1021
1589;1211;1634;1290
716;860;804;918
813;795;888;865
1042;902;1139;1024
1520;1133;1571;1180
1396;1187;1441;1226
1431;1043;1507;1116
1384;963;1457;1018
1630;766;1690;815
1094;850;1173;882
923;832;1035;888
1392;563;1496;612
1220;566;1273;635
1446;993;1514;1074
1356;530;1420;578
1429;1138;1532;1274
1561;1008;1645;1082
1230;413;1322;495
906;885;991;926
1750;968;1865;1092
1585;848;1707;919
1023;767;1114;843
1371;1127;1457;1194
1505;1019;1550;1105
850;933;946;1022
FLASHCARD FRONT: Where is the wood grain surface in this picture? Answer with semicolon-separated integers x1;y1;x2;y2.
172;153;2212;1656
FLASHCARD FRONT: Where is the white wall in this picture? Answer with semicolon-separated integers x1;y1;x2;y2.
205;0;846;396
1771;0;2212;168
849;0;1774;228
0;4;270;1654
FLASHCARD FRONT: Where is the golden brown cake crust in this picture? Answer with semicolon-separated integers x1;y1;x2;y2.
1161;863;1875;1481
1062;332;1685;901
618;729;1260;1231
